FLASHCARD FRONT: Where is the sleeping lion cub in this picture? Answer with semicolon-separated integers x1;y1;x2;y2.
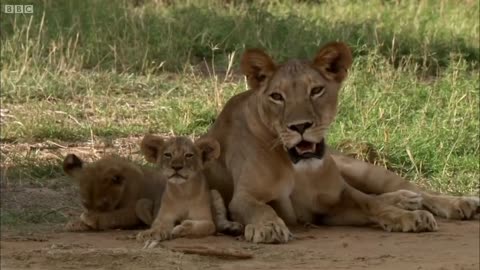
137;135;243;246
63;154;166;231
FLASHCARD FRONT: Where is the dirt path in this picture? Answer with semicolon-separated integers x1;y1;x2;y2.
1;220;478;270
1;167;478;270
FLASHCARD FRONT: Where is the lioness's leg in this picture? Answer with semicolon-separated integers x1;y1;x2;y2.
269;196;298;226
333;154;480;219
210;189;244;235
324;184;438;232
229;191;291;243
171;220;216;238
376;190;423;211
421;194;479;220
332;154;420;193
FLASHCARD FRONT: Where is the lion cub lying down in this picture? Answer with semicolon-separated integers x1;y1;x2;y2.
63;154;166;231
137;135;243;246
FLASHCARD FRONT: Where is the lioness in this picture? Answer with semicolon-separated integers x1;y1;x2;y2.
63;154;166;231
199;42;479;243
137;135;243;245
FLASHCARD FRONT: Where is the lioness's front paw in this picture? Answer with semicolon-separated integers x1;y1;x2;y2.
64;219;91;232
378;209;438;233
80;212;99;229
244;218;292;243
378;190;423;211
424;195;479;220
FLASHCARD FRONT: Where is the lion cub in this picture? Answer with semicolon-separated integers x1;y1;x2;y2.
137;135;242;245
63;154;166;231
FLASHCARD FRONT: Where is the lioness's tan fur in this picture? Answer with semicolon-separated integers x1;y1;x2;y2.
63;154;166;231
137;136;243;244
198;42;479;243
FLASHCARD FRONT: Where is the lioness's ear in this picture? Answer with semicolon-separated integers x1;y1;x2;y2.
195;137;220;164
240;48;276;89
140;135;165;163
63;154;83;177
313;42;353;83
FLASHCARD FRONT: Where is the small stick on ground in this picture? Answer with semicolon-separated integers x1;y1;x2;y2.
169;245;253;260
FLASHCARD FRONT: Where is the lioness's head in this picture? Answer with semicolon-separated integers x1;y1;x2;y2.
240;42;352;166
141;135;220;184
63;154;141;212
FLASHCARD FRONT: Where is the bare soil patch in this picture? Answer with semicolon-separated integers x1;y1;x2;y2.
1;184;479;270
1;221;479;270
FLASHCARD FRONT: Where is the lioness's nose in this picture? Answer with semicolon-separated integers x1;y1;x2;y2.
288;122;313;134
171;164;183;171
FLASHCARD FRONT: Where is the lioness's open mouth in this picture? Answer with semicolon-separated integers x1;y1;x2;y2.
287;139;326;164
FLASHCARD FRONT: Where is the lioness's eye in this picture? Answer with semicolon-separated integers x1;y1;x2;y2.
269;92;284;102
164;153;172;158
310;86;325;97
185;153;194;159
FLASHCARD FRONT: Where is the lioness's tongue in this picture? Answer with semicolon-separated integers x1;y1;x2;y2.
295;141;316;154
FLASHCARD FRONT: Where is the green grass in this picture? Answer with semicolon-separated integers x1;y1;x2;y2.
1;0;479;195
1;208;67;227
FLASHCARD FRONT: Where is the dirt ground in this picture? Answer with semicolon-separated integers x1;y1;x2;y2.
1;185;479;270
1;220;478;270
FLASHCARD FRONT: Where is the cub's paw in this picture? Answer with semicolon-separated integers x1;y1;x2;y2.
137;228;172;248
64;219;91;232
80;212;99;229
377;209;438;233
378;190;423;211
222;221;244;236
423;195;479;220
171;220;194;238
244;217;292;244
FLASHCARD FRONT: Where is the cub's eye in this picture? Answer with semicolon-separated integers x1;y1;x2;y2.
310;86;325;97
111;175;123;185
163;153;172;158
269;92;284;102
185;153;194;159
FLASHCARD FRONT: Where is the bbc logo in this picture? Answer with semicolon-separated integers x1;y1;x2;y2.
4;5;34;14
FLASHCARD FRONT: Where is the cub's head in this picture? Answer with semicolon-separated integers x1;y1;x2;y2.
240;42;352;166
141;135;220;184
63;154;141;212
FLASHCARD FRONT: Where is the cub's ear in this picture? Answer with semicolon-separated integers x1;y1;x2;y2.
312;41;353;83
240;48;276;89
195;137;220;164
63;154;84;177
140;135;165;163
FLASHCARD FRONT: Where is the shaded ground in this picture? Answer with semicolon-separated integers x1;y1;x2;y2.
1;183;479;270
